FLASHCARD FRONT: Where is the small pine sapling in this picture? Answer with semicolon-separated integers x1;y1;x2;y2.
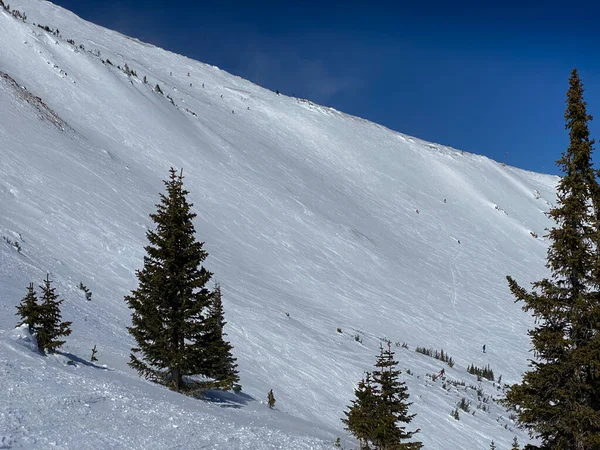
267;389;275;409
90;344;98;362
490;440;496;450
511;437;520;449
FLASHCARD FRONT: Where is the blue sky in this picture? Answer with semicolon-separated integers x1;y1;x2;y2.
53;0;600;175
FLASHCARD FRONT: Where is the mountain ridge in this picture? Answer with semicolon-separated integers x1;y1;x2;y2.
0;1;557;447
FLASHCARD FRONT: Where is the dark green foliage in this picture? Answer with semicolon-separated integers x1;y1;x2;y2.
467;364;494;381
504;69;600;449
343;373;379;449
343;343;422;449
200;283;240;391
36;274;72;353
451;408;459;420
415;346;432;357
90;344;98;362
458;397;470;413
415;346;454;367
125;167;214;391
267;389;275;408
16;282;39;332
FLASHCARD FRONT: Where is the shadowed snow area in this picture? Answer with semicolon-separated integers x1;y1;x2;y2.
0;1;557;448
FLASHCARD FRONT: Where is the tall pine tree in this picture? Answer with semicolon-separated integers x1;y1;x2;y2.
342;373;379;450
343;344;422;450
371;343;422;450
200;283;240;391
16;282;39;332
504;68;600;448
36;274;72;353
125;167;214;391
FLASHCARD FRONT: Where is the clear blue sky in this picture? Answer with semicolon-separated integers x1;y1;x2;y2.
53;0;600;175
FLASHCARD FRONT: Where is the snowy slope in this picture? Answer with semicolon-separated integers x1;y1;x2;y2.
0;1;558;448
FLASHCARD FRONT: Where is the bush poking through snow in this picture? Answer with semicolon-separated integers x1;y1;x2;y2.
467;364;494;381
3;235;21;252
78;282;92;301
458;397;470;412
155;84;163;94
337;327;342;333
415;346;454;367
267;389;275;409
451;408;460;420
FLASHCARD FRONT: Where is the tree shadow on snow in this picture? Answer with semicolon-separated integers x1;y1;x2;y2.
199;389;255;409
56;351;112;370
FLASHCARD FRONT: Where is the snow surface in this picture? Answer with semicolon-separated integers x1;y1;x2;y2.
0;1;559;448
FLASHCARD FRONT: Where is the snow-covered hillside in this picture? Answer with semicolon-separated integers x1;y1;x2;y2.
0;1;558;448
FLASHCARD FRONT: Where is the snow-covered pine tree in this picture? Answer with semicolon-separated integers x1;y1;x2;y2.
342;372;378;450
125;167;214;391
511;437;520;449
36;274;72;353
371;342;422;450
200;283;240;391
489;441;496;450
15;282;39;332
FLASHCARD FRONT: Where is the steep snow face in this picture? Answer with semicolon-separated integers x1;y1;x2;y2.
0;1;558;448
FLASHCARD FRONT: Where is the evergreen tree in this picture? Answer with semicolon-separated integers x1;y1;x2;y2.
504;68;600;448
36;274;71;353
511;437;520;450
371;343;422;450
267;389;275;409
15;282;39;332
489;441;496;450
200;283;240;391
343;344;422;450
125;167;214;391
342;373;378;450
90;344;98;362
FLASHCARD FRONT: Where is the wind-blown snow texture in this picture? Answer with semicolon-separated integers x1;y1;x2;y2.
0;1;558;448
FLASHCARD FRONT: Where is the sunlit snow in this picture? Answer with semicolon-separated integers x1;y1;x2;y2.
0;1;558;448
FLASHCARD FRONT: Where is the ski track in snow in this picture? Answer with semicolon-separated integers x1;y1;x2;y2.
0;1;559;448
